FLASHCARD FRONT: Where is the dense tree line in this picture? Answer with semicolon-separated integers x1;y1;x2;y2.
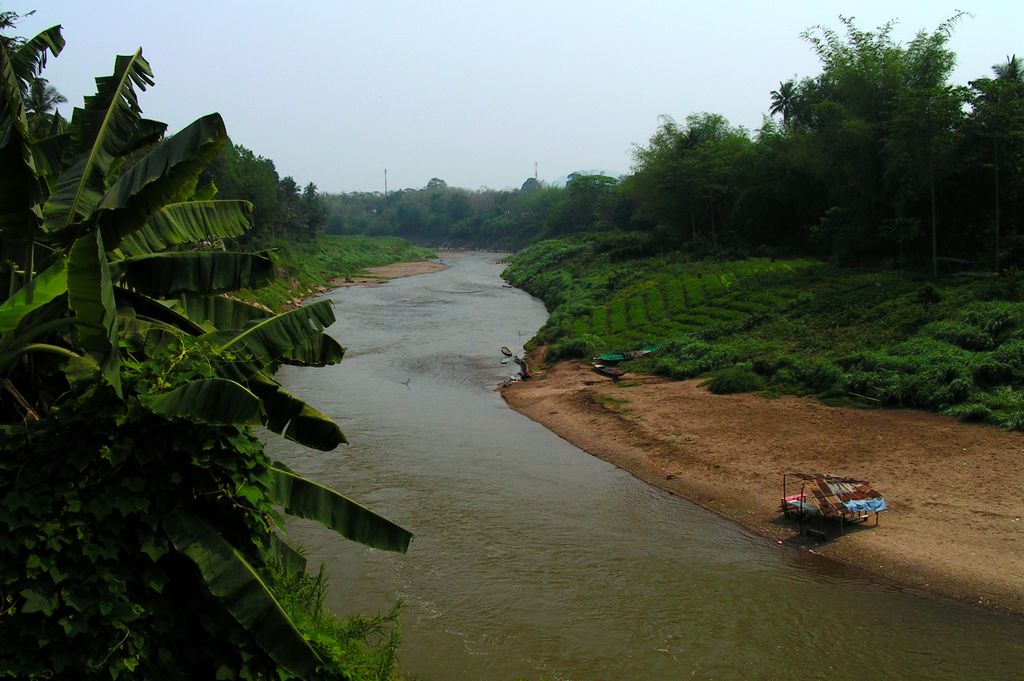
202;143;328;242
323;171;627;250
331;16;1024;274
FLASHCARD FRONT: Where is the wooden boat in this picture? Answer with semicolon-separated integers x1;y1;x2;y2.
592;363;625;379
594;344;660;365
500;346;513;357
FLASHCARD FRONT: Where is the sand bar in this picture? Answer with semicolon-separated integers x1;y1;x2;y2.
326;250;470;288
502;359;1024;616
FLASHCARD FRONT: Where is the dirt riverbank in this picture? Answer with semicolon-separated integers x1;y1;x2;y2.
502;358;1024;616
326;250;468;288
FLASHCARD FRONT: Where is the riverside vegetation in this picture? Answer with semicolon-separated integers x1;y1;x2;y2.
236;235;434;312
1;13;417;680
327;15;1024;281
329;14;1024;433
3;8;1024;680
503;233;1024;431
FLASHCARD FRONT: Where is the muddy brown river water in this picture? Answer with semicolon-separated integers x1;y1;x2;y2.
265;253;1024;680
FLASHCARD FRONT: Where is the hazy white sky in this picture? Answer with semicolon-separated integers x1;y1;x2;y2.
7;1;1022;192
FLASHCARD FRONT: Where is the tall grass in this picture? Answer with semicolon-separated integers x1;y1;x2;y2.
271;563;403;681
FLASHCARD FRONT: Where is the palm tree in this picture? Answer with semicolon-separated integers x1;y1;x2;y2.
769;80;797;127
993;54;1023;83
24;76;66;136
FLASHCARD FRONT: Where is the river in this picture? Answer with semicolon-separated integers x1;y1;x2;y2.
265;253;1024;680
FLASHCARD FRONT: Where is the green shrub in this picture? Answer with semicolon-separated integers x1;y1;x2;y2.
644;287;666;321
702;367;765;394
943;402;993;422
991;339;1024;373
959;301;1023;337
921;320;994;350
653;337;753;379
972;341;1024;388
548;334;602;360
916;283;942;304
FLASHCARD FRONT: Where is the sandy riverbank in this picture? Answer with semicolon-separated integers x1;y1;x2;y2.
327;250;469;287
502;358;1024;616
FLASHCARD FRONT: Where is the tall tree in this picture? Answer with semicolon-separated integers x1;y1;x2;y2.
23;76;65;136
993;54;1023;83
795;14;964;263
888;85;965;275
970;57;1024;270
769;80;797;127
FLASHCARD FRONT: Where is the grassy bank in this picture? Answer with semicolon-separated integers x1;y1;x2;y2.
239;235;436;310
503;233;1024;430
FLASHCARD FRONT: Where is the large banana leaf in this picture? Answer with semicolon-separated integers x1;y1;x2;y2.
10;24;65;82
113;287;205;336
281;332;346;368
0;258;67;331
141;378;262;425
30;131;71;189
173;293;271;330
248;374;346;450
42;50;153;235
161;508;322;678
117;200;253;257
267;533;307;575
220;300;342;366
115;250;274;297
95;114;229;250
119;317;189;359
269;466;412;553
191;181;218;202
0;40;42;237
67;230;120;396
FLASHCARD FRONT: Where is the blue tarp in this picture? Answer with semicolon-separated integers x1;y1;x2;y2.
843;498;887;514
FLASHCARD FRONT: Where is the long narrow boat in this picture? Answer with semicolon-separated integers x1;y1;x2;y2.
594;344;660;365
592;363;625;379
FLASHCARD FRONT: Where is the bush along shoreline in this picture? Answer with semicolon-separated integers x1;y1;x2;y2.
503;233;1024;431
236;235;436;311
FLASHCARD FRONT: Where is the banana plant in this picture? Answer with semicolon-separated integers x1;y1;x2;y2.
1;24;412;679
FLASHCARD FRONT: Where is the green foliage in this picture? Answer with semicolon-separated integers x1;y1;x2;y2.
921;320;994;350
202;144;330;241
916;283;942;304
271;565;403;680
754;355;847;396
1;18;412;680
548;334;601;360
0;374;403;680
0;379;280;679
958;301;1024;338
702;366;765;394
506;233;1024;430
238;235;434;311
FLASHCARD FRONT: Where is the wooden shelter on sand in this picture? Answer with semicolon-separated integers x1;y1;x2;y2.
781;473;888;538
